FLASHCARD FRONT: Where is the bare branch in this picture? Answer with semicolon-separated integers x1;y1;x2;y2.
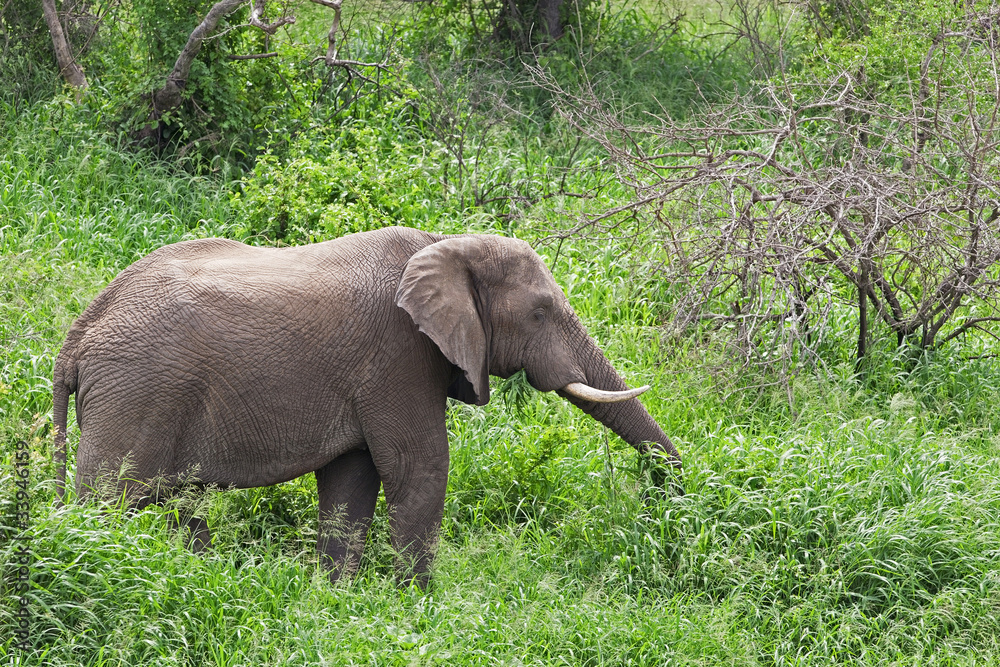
534;7;1000;375
41;0;88;92
153;0;248;114
249;0;294;34
228;51;279;60
315;0;343;67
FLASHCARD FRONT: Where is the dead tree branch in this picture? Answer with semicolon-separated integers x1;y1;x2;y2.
151;0;247;115
535;5;1000;375
41;0;88;93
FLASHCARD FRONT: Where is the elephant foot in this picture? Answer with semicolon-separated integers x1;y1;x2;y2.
395;569;432;591
169;513;212;552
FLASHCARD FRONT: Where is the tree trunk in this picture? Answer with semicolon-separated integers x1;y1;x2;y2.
537;0;563;39
151;0;247;115
41;0;88;92
494;0;565;45
855;270;868;370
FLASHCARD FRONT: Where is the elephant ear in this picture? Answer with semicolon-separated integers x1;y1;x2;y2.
395;237;490;406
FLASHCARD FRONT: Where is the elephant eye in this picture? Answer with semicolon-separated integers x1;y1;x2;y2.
532;308;546;324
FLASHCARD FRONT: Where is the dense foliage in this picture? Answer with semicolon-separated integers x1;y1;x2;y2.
2;0;1000;664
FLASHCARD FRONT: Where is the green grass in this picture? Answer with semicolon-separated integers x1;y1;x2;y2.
3;9;1000;662
6;380;1000;664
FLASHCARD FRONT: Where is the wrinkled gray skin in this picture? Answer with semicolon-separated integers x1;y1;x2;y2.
53;227;681;586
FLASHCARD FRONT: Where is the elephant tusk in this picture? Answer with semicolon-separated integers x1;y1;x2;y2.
561;382;650;403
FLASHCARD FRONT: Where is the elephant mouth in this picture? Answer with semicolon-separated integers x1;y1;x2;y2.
560;382;650;403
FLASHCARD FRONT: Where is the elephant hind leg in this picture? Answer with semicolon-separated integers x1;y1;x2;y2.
75;429;181;505
315;448;381;582
76;436;213;552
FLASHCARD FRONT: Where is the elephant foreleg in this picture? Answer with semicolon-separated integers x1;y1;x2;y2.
376;439;449;589
315;449;381;582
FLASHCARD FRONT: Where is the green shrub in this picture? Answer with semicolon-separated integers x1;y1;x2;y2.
231;96;473;243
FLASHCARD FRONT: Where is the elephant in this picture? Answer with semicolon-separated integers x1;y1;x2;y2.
52;226;682;586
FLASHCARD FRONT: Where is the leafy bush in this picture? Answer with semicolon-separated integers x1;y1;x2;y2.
0;0;57;108
231;94;473;243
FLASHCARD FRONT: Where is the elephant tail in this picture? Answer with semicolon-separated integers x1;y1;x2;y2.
52;353;77;507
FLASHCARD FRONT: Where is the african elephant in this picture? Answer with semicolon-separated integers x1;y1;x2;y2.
53;226;681;586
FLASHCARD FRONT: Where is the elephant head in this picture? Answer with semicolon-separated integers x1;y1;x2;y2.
394;235;682;476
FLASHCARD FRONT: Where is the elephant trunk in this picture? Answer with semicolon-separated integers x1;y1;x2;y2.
555;331;682;482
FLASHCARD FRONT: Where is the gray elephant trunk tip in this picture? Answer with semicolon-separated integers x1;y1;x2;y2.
560;382;650;403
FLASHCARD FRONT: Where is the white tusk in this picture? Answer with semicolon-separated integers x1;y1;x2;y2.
561;382;650;403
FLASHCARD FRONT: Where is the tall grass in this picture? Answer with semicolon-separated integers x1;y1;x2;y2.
0;99;236;266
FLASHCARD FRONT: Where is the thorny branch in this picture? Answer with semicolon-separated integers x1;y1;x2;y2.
535;4;1000;375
